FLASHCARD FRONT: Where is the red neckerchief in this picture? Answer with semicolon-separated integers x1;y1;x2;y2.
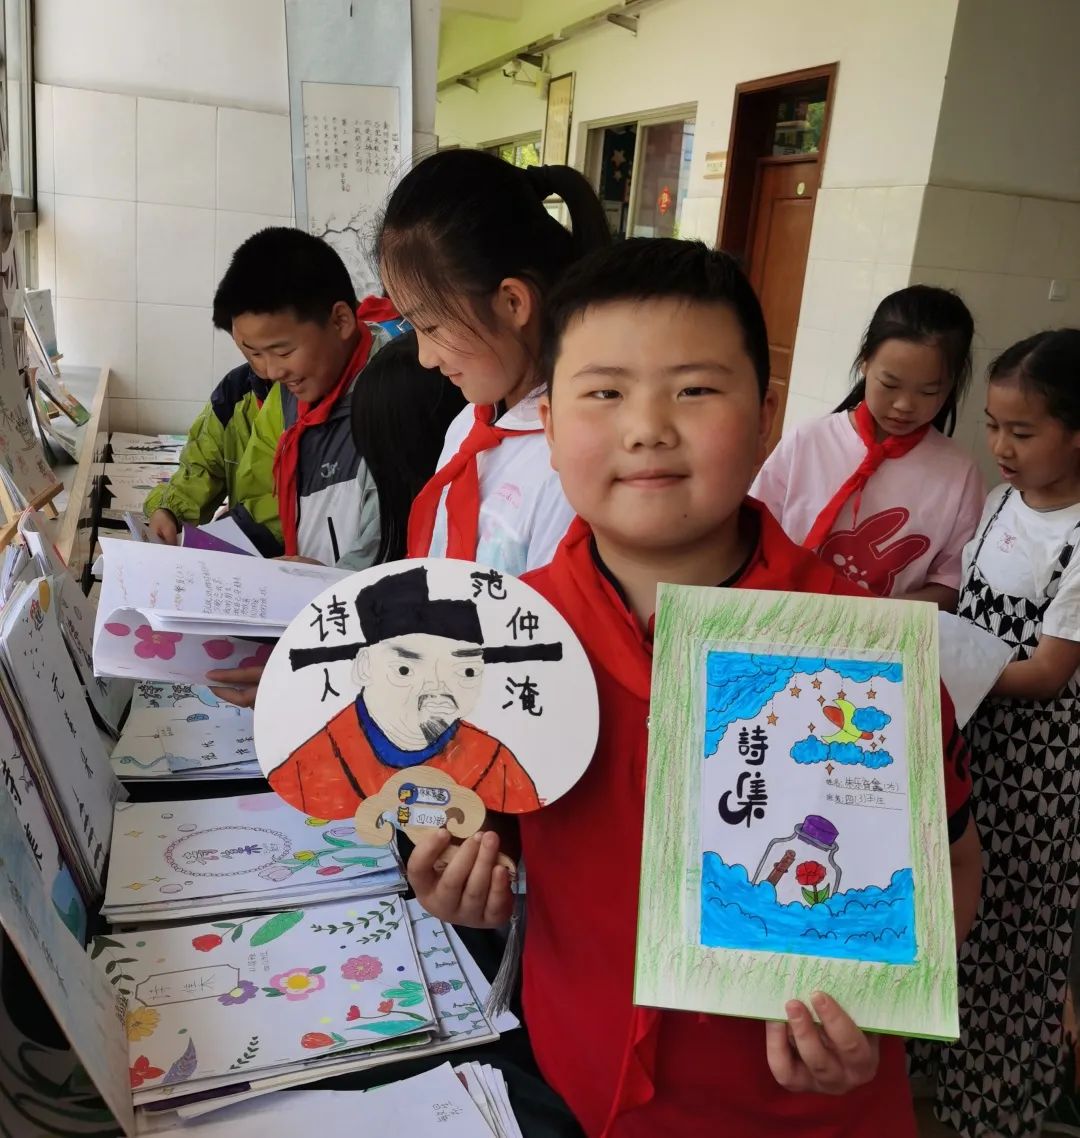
406;403;542;560
272;298;393;555
801;401;930;552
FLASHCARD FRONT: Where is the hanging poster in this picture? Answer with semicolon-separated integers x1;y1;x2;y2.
541;73;574;166
635;585;958;1040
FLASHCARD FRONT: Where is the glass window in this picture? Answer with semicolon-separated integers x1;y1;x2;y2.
2;0;34;201
486;136;541;171
629;118;695;239
771;82;828;156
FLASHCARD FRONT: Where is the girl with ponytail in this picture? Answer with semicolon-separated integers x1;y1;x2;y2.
376;149;610;574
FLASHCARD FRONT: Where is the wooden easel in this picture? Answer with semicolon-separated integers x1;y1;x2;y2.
0;480;61;551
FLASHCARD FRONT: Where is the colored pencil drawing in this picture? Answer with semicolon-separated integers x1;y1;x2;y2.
256;560;598;827
636;585;958;1040
90;894;435;1106
698;651;915;965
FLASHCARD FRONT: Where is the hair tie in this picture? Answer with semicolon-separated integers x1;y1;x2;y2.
524;163;553;199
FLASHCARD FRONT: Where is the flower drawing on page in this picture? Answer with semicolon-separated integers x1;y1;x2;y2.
218;980;258;1007
133;626;183;660
301;1032;334;1049
125;1006;160;1041
104;621;131;637
191;933;223;952
129;1056;164;1089
238;642;274;669
264;966;326;1000
340;955;382;983
203;639;236;661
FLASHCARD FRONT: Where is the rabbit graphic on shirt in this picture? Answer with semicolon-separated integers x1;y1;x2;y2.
818;507;930;596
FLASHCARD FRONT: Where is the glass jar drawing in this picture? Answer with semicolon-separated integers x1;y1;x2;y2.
751;814;842;908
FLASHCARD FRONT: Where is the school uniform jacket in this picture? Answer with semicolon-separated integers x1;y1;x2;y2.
519;500;973;1138
231;326;392;564
143;364;281;542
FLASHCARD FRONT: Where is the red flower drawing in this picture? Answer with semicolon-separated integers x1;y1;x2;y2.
795;861;826;887
133;626;183;660
191;933;223;952
377;998;394;1014
300;1032;333;1049
129;1055;164;1088
345;1005;361;1022
239;642;274;670
316;865;343;876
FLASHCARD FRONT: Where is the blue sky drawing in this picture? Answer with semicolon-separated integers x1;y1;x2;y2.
704;652;902;757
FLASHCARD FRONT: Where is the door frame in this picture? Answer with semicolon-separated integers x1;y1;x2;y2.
716;63;838;263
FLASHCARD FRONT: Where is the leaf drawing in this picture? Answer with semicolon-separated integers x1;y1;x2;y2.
227;1035;260;1070
249;910;305;947
161;1038;198;1086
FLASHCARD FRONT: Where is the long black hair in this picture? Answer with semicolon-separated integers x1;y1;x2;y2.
834;284;974;435
351;331;466;562
374;150;610;336
988;329;1080;430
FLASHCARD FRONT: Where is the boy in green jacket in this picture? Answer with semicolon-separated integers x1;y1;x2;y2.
143;361;282;546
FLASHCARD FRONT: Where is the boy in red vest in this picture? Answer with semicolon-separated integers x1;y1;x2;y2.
408;238;982;1138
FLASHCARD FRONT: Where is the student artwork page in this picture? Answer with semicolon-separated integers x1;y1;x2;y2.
103;793;403;917
0;576;123;897
109;696;257;780
0;781;135;1135
91;894;434;1107
0;695;86;941
637;585;958;1039
699;651;912;963
93;539;347;683
254;560;599;841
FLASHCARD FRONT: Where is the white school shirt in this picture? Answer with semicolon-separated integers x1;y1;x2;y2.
962;484;1080;644
427;392;575;576
751;411;985;596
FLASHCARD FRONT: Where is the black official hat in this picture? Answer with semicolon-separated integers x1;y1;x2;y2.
289;566;562;671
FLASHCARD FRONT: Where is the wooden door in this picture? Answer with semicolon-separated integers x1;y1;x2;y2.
746;158;819;452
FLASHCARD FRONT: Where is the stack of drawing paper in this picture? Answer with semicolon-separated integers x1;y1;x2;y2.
109;680;259;780
0;576;124;898
455;1062;526;1138
0;781;136;1136
18;511;135;734
103;461;177;487
93;539;347;683
108;432;186;464
137;1063;519;1138
101;793;406;923
0;681;87;941
163;900;516;1122
91;893;439;1111
0;319;59;503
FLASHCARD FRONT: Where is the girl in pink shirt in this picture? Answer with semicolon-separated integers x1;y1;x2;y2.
752;285;984;610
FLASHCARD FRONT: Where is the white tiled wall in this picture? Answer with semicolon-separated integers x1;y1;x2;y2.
786;184;1080;485
911;189;1080;481
35;85;294;433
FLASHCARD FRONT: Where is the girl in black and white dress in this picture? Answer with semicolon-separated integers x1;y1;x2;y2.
933;329;1080;1138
